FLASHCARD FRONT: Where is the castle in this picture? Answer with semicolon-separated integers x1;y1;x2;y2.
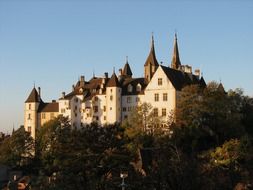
24;34;206;139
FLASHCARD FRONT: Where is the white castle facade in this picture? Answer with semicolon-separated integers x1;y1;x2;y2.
24;34;206;139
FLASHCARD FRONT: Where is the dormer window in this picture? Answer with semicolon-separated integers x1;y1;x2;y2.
136;84;142;92
128;84;133;92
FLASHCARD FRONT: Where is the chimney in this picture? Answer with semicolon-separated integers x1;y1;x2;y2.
104;72;108;79
38;87;41;97
52;100;56;103
72;85;75;91
62;92;65;98
80;75;85;81
119;69;122;76
80;75;85;87
195;69;200;78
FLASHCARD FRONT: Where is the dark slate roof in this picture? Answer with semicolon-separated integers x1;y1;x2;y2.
25;87;41;103
161;65;206;90
107;73;120;87
60;77;108;101
199;77;206;88
38;102;59;112
144;35;159;67
122;62;133;77
121;77;148;95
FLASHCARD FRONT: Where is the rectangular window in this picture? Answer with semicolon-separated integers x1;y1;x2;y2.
50;113;54;119
158;78;163;86
94;96;98;101
127;97;132;103
154;93;159;102
136;97;140;102
75;105;77;110
103;106;106;112
104;116;106;120
27;126;31;133
153;108;158;117
162;108;166;116
123;107;126;112
94;106;98;113
28;114;31;120
29;104;31;110
163;93;168;101
110;95;113;101
61;108;65;113
42;113;45;119
124;115;128;119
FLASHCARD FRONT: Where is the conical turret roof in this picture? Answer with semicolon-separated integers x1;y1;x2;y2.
107;72;120;87
122;57;133;77
25;87;41;103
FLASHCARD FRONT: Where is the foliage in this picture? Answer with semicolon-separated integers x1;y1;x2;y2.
2;82;253;189
0;126;34;170
33;116;135;190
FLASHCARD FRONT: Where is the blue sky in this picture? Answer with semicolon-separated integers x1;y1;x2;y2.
0;0;253;133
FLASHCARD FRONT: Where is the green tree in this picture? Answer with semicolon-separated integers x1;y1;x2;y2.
0;126;34;170
34;116;135;190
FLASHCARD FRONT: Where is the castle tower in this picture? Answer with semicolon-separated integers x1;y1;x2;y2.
24;87;41;139
106;72;121;123
171;33;181;70
144;34;159;82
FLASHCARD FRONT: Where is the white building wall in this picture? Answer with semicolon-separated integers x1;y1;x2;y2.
24;102;39;139
121;95;140;120
143;66;176;122
106;87;121;123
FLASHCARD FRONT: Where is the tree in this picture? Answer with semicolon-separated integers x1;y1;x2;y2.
0;126;34;170
199;136;253;189
173;82;246;153
34;116;135;190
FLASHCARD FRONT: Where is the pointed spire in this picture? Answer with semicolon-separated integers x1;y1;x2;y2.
25;87;41;103
144;33;159;67
122;56;133;77
151;32;154;50
171;33;181;69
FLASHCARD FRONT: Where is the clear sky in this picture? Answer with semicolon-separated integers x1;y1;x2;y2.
0;0;253;133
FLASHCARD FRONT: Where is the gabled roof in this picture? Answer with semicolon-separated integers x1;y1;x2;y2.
107;73;120;87
144;34;159;67
25;87;41;103
38;102;59;112
171;34;181;69
161;65;206;91
122;62;133;77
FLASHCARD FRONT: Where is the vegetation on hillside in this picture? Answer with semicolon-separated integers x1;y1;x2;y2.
0;82;253;189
